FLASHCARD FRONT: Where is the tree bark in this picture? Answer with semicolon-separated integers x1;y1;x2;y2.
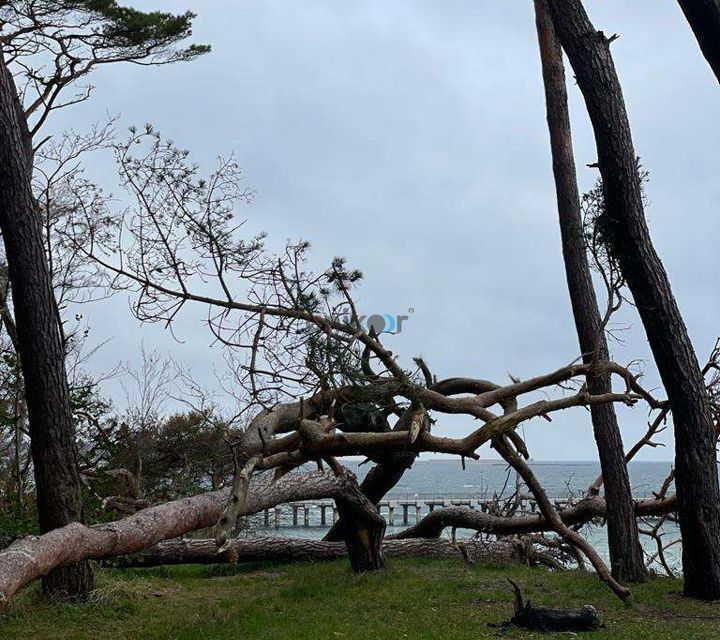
0;470;377;606
333;483;387;572
676;0;720;83
324;402;428;542
533;0;645;584
105;537;528;568
0;52;93;600
324;452;417;542
546;0;720;600
390;494;676;539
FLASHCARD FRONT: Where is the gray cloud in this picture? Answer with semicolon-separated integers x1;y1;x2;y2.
52;0;720;460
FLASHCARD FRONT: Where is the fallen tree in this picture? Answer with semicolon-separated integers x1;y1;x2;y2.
0;470;379;607
65;122;689;602
492;435;628;599
390;494;677;540
104;536;531;568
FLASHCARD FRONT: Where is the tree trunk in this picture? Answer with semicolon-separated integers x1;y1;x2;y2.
546;0;720;600
0;470;375;606
334;485;387;572
676;0;720;83
0;52;93;601
533;0;645;584
105;537;528;568
323;451;416;542
324;402;428;543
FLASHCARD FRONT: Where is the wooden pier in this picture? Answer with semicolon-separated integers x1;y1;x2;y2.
254;494;578;529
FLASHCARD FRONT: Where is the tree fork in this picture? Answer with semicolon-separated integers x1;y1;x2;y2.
323;452;417;543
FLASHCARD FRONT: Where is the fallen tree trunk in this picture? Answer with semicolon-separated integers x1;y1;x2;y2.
390;494;677;540
104;537;529;568
0;470;373;606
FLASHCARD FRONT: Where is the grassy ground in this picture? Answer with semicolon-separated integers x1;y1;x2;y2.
1;559;718;639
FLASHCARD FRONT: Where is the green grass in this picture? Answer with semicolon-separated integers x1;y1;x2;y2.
1;559;718;639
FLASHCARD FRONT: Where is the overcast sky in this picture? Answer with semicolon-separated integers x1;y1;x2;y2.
49;0;720;461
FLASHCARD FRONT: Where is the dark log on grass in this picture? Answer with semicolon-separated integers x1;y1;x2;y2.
0;470;376;606
104;537;529;568
502;578;600;632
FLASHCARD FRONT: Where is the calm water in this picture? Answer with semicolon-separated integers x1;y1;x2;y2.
348;458;674;500
252;459;683;573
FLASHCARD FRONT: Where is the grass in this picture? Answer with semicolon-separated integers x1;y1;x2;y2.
1;559;718;639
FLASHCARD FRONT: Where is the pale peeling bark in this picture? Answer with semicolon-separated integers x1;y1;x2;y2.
0;470;368;606
105;537;528;568
215;456;261;550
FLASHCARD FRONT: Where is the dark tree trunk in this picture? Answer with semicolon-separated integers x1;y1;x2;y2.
546;0;720;600
323;451;416;542
334;488;387;572
0;54;93;600
676;0;720;83
533;0;645;584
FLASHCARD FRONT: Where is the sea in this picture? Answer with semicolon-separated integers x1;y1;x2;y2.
252;459;684;573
